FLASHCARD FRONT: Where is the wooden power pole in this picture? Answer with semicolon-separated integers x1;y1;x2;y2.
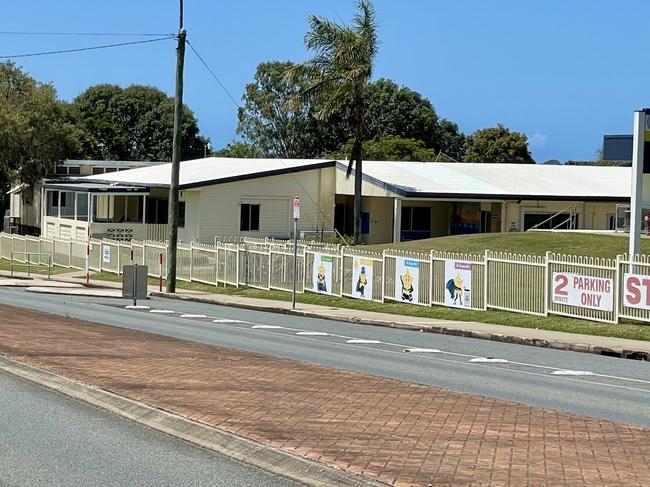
166;0;186;293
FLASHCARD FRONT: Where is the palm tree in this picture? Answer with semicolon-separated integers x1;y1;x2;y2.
287;1;378;244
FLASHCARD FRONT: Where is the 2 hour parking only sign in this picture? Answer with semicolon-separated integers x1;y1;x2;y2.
551;272;613;311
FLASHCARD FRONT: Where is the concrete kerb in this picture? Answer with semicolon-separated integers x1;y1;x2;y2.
151;292;650;362
0;354;385;487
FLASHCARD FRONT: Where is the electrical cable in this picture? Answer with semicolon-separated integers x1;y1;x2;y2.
0;31;174;37
185;40;240;109
0;36;176;59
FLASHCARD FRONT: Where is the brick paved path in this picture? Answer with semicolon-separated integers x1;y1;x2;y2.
0;304;649;486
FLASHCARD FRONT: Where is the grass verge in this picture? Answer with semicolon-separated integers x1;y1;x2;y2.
86;271;650;342
0;258;71;275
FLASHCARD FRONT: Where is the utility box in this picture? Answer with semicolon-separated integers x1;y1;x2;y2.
122;265;148;299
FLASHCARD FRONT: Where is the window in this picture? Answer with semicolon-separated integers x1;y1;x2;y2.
401;206;431;231
92;167;105;175
105;168;117;173
240;203;260;231
67;166;81;175
55;165;67;175
178;202;185;228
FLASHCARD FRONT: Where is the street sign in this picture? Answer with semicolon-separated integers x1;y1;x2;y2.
292;197;301;219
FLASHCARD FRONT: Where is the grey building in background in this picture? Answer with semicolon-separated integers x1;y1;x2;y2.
603;135;633;161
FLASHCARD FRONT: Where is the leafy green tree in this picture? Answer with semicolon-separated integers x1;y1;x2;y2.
464;124;534;163
70;84;208;161
213;141;262;158
333;136;438;161
0;62;79;213
543;159;561;165
287;0;378;243
237;61;347;158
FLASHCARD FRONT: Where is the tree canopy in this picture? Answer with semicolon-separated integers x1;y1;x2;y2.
464;124;534;163
0;61;79;193
70;84;208;161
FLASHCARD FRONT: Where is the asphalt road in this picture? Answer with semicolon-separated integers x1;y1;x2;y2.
1;288;649;428
0;369;300;487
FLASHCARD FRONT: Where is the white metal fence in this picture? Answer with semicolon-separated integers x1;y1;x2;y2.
4;232;650;325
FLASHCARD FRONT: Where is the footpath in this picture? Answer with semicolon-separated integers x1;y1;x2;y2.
0;302;649;486
1;269;650;360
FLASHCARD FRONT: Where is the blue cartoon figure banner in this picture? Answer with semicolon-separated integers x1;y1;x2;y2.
352;256;373;301
444;260;472;308
395;258;419;304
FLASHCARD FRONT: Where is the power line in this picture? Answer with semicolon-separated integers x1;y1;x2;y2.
186;40;240;108
0;31;174;37
0;36;176;59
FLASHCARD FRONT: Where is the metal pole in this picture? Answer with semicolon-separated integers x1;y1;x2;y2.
630;109;646;258
292;217;298;309
159;252;163;292
133;263;138;307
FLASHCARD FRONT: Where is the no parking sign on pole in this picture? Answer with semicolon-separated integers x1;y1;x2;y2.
292;197;300;309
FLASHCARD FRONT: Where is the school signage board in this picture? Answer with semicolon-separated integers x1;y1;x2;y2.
551;272;613;311
351;256;373;301
395;258;419;304
623;273;650;310
312;252;333;295
102;245;111;263
444;260;472;308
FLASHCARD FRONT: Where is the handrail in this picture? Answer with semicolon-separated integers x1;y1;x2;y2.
528;205;576;231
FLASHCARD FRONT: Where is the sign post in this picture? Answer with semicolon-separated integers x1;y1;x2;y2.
292;197;300;309
629;109;650;257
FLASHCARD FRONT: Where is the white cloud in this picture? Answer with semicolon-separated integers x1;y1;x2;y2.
528;132;548;148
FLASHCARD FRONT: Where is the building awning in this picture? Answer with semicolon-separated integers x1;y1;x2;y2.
43;182;149;195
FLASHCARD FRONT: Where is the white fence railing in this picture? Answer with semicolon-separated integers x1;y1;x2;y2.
5;232;650;325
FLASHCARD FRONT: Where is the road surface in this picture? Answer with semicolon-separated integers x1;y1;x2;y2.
1;287;649;427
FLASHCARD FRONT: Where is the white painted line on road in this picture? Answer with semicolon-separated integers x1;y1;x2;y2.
469;357;510;364
296;331;330;336
149;309;176;314
251;325;283;329
125;305;150;309
551;370;594;376
212;319;244;323
403;348;442;353
180;314;208;318
346;339;381;344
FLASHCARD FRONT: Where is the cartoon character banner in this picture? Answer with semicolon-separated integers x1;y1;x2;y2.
395;258;420;304
312;252;333;295
351;256;373;301
444;260;472;308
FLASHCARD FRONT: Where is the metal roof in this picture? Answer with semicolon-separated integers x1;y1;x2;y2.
342;161;631;201
83;157;335;189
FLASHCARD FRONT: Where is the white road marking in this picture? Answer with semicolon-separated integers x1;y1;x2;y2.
212;319;244;323
403;348;442;353
180;314;208;318
149;309;176;314
251;325;283;329
469;357;510;363
296;331;330;336
346;339;381;344
125;305;149;309
551;370;594;376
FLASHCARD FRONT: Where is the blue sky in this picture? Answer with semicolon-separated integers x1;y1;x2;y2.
3;0;650;162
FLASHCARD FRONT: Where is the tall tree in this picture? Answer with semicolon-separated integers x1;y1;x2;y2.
288;0;378;244
0;62;79;214
464;124;534;163
70;84;208;161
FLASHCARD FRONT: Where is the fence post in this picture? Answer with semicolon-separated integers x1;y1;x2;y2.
99;239;103;273
235;245;240;288
429;250;434;307
544;251;551;316
189;242;194;282
117;241;121;275
68;240;72;268
483;249;489;311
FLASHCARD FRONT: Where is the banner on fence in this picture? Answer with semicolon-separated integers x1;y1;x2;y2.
551;272;613;311
312;252;333;294
444;260;472;308
623;273;650;310
395;258;419;303
102;245;111;263
351;256;373;300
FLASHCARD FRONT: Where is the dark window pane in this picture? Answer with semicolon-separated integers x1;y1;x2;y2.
240;204;250;231
105;168;117;173
401;207;411;231
412;207;431;231
178;202;186;228
55;165;67;175
67;166;81;175
92;167;105;175
250;204;260;231
158;199;168;224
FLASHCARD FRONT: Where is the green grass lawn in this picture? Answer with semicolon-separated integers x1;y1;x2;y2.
364;231;647;259
0;258;71;275
86;271;650;342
